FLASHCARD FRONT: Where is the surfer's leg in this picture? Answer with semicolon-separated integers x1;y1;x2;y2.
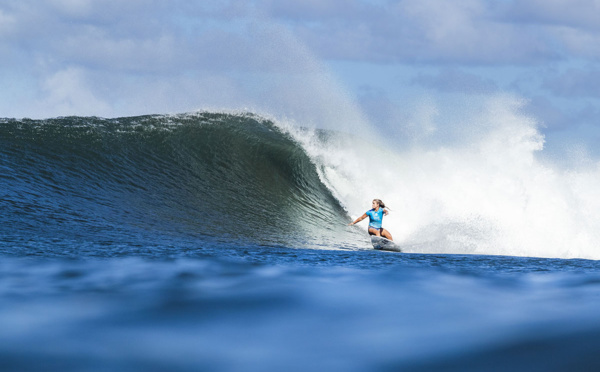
368;227;381;236
381;228;393;241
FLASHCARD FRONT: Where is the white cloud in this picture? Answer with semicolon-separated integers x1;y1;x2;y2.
47;0;94;18
502;0;600;30
0;7;16;35
258;0;369;20
0;0;372;129
411;69;499;94
552;27;600;59
250;0;564;64
542;68;600;97
36;67;112;117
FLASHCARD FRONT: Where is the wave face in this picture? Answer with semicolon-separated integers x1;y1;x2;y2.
0;113;356;256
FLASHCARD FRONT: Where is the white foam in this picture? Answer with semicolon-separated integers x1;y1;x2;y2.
284;95;600;260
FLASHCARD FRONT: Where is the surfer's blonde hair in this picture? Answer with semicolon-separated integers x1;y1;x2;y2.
373;199;386;209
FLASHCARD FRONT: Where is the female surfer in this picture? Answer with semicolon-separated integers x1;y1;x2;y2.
348;199;393;241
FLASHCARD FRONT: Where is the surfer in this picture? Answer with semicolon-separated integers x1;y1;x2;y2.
348;199;393;241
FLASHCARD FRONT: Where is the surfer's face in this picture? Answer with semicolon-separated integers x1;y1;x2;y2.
372;200;379;209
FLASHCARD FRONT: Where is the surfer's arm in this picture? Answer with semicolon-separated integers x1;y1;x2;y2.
384;208;389;216
349;213;368;226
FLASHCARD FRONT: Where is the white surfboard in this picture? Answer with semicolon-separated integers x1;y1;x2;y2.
371;236;402;252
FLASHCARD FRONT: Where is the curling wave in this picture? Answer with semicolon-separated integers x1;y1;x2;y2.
0;112;357;254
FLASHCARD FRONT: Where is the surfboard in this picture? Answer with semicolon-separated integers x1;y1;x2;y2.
371;236;402;252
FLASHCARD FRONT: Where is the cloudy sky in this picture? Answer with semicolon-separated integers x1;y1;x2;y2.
1;0;600;153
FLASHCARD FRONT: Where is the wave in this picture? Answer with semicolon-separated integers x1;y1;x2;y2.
3;102;600;259
0;113;357;253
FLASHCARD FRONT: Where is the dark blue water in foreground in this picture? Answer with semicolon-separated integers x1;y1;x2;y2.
2;113;600;371
2;251;600;372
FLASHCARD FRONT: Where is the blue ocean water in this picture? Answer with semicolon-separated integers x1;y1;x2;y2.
2;113;600;371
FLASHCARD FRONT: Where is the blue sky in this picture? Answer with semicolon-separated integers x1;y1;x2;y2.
2;0;600;153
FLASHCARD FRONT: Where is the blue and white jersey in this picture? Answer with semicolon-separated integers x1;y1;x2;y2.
366;208;385;229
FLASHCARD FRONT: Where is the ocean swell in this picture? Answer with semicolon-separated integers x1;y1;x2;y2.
0;113;353;255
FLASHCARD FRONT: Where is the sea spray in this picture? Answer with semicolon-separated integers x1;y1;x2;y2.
281;95;600;259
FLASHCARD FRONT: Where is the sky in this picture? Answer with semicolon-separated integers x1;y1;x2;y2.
2;0;600;154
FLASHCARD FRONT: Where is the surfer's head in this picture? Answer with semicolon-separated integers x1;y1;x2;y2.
372;199;386;209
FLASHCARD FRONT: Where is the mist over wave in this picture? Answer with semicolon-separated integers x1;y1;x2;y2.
291;95;600;259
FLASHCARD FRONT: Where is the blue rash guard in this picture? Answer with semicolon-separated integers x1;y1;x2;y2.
366;208;385;229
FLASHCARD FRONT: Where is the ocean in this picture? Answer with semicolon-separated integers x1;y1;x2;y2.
2;111;600;371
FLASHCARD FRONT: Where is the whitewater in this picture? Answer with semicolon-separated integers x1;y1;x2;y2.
277;95;600;260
